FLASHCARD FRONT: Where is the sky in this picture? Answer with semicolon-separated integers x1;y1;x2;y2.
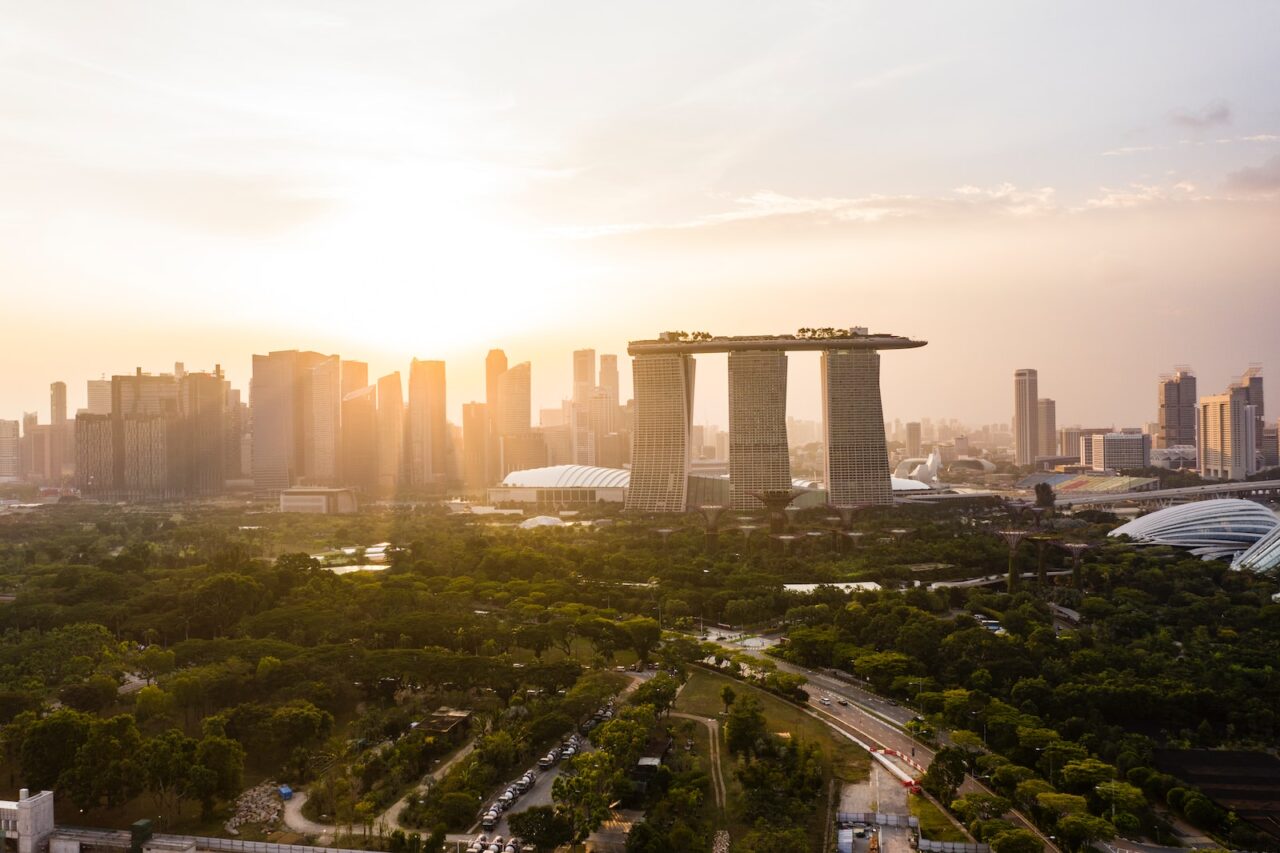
2;1;1279;429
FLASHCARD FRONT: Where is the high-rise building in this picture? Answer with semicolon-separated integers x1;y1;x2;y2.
302;356;341;485
375;372;404;494
1239;366;1265;454
1263;421;1279;469
50;382;66;425
573;349;596;402
599;354;620;407
250;350;331;493
341;385;378;493
75;414;113;494
341;360;369;401
1157;369;1197;449
462;402;489;494
1199;385;1258;480
407;358;448;488
1013;369;1039;465
728;350;790;509
494;362;532;437
486;350;508;408
905;422;922;458
86;379;112;415
180;369;227;496
823;349;893;506
0;420;18;482
625;353;695;512
1091;432;1151;472
1037;398;1056;458
112;368;181;499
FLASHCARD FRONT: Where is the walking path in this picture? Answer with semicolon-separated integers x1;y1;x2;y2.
670;712;725;811
280;739;477;842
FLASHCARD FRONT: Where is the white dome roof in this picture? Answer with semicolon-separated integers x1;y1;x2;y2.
519;515;565;529
501;465;631;489
1110;499;1280;561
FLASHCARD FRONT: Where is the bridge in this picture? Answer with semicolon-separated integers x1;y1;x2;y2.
1050;478;1280;508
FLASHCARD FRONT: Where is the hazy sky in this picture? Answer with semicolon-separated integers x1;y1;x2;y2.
3;1;1279;429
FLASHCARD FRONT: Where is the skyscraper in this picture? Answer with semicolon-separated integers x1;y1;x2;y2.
302;356;341;484
1239;366;1265;454
50;382;66;425
494;362;532;437
1013;369;1039;466
180;368;227;496
905;422;922;458
341;360;369;400
625;353;695;512
728;350;790;509
375;372;404;494
407;358;447;487
0;420;18;483
1037;398;1056;458
86;379;112;415
573;349;596;402
1157;369;1197;449
341;384;378;493
251;350;330;494
1199;385;1257;480
822;349;892;506
486;349;508;408
462;402;489;494
599;354;620;406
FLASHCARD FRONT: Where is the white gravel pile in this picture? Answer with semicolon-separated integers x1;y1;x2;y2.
712;829;730;853
225;780;282;834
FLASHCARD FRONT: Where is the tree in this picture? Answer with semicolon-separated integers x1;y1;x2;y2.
192;733;245;817
508;806;573;853
725;695;768;759
552;752;621;845
922;747;969;802
141;730;198;821
1035;793;1087;817
631;674;679;716
17;708;91;791
1059;758;1116;793
1095;781;1145;820
990;828;1045;853
952;793;1011;824
622;618;662;663
1056;814;1114;851
720;685;736;714
1034;483;1055;509
62;714;144;810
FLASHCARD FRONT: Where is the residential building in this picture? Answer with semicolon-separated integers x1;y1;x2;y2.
1157;369;1197;449
1091;432;1152;472
1199;385;1258;480
0;420;18;482
1013;369;1038;466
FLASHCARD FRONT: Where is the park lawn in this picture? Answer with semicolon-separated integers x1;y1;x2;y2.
910;794;970;843
674;668;869;848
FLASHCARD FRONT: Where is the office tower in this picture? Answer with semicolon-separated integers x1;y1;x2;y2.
1091;432;1151;472
1037;399;1056;458
50;382;66;425
341;360;369;400
1157;369;1197;449
905;422;922;458
341;385;378;493
86;379;112;415
599;354;620;406
1013;369;1039;465
728;350;791;509
462;403;489;494
407;358;447;487
19;413;37;480
1263;421;1279;469
253;348;305;491
111;368;182;499
302;356;341;484
224;388;246;480
569;399;596;465
494;362;532;437
573;349;596;402
626;353;696;512
0;420;17;482
75;414;113;493
1239;366;1265;453
1199;385;1258;480
486;349;508;407
823;349;893;506
180;368;227;496
375;372;404;494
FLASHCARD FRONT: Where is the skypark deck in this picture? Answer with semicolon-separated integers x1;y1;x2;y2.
627;332;927;355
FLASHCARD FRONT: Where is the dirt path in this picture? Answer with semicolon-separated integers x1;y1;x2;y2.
671;712;725;811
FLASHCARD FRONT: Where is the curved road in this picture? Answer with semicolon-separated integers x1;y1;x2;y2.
670;712;725;812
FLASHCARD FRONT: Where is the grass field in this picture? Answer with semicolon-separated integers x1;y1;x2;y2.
910;793;970;842
674;668;869;848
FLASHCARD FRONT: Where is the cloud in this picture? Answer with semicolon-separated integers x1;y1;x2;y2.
1240;134;1279;142
1102;145;1155;157
1080;182;1204;210
1225;154;1280;194
1170;100;1231;129
556;184;1060;238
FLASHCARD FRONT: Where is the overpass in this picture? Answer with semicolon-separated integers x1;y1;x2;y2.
1051;478;1280;508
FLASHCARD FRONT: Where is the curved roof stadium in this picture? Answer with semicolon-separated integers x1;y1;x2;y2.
1233;524;1280;572
500;465;632;489
500;465;932;493
1109;499;1280;562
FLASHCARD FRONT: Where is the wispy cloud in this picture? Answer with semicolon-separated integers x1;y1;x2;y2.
1225;154;1280;194
1102;145;1155;157
1170;99;1231;129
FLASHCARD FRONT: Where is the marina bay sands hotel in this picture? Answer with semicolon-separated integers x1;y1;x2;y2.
624;328;927;513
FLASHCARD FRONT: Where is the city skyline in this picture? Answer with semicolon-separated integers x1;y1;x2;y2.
3;3;1280;427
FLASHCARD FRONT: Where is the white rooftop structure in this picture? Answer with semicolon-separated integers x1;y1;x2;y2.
500;465;631;489
1109;498;1280;561
1233;523;1280;572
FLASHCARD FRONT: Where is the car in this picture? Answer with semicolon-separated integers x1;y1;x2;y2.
819;696;831;705
837;698;849;706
